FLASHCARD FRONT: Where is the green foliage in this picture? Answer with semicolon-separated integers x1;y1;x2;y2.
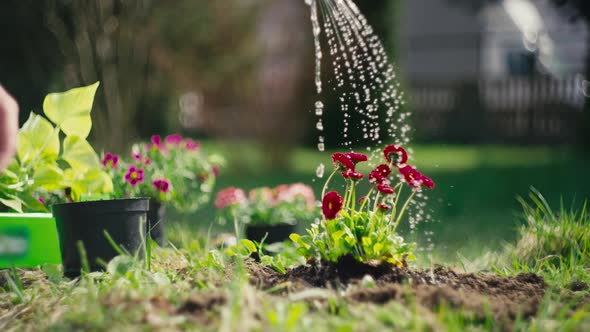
495;189;590;287
290;209;415;266
0;82;112;212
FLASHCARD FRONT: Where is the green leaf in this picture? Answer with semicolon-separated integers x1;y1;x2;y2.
332;230;346;242
107;255;135;276
70;169;114;200
42;264;63;283
17;113;59;164
43;82;100;138
62;136;100;171
239;239;257;253
32;164;65;190
0;196;23;212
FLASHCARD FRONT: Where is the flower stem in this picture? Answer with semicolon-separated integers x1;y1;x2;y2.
321;169;338;199
359;187;373;212
392;189;417;235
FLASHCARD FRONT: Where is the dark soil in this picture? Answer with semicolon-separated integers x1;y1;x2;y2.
247;255;546;326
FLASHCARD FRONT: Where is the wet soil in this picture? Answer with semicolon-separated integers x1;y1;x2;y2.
247;255;547;325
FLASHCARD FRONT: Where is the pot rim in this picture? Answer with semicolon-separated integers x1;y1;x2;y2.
51;198;150;214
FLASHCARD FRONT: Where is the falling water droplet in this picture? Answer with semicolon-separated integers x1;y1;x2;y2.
316;163;325;178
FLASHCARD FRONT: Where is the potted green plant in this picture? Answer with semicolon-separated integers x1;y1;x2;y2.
102;135;222;245
0;82;148;276
215;183;317;244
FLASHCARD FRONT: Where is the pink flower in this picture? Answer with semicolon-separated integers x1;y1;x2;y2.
165;134;183;145
249;187;275;205
144;157;151;166
212;165;220;177
398;165;435;190
151;135;162;147
377;184;395;195
101;153;119;169
215;187;247;209
38;197;46;205
383;145;408;166
152;178;170;193
185;138;200;151
124;165;144;186
331;152;355;171
132;152;142;162
342;169;364;181
322;191;343;220
276;183;316;208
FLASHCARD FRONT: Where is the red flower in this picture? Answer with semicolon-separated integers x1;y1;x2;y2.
124;165;144;186
101;153;119;169
377;184;395;195
152;178;171;193
358;196;367;203
165;134;183;145
38;197;46;205
378;203;390;211
398;165;435;190
331;152;355;171
342;169;364;181
185;138;200;151
215;187;247;209
212;165;220;177
383;145;408;166
345;152;368;165
322;191;343;220
369;164;391;184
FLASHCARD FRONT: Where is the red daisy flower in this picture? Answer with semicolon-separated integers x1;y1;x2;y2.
378;203;391;211
342;169;364;181
331;152;355;171
377;184;395;195
369;164;391;185
152;178;171;193
322;191;343;220
345;152;368;165
358;196;367;203
398;165;435;190
124;165;144;186
383;145;408;166
101;152;119;169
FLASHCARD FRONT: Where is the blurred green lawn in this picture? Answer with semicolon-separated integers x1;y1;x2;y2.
170;141;590;262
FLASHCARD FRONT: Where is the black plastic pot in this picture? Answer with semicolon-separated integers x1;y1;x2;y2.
52;198;149;278
245;223;297;244
147;200;166;246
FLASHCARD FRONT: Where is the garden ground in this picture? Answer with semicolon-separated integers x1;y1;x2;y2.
1;144;589;331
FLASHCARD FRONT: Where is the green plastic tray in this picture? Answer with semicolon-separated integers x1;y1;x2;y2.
0;213;61;268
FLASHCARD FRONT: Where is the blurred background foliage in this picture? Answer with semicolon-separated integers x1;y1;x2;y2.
1;0;589;255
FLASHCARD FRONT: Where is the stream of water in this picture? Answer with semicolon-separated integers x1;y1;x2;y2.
306;0;432;246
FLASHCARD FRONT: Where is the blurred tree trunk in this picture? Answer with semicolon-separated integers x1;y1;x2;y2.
46;0;161;152
255;0;312;170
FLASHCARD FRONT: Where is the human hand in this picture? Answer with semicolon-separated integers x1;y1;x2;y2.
0;85;19;173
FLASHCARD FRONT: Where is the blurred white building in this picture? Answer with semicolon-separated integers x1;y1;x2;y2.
399;0;589;81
